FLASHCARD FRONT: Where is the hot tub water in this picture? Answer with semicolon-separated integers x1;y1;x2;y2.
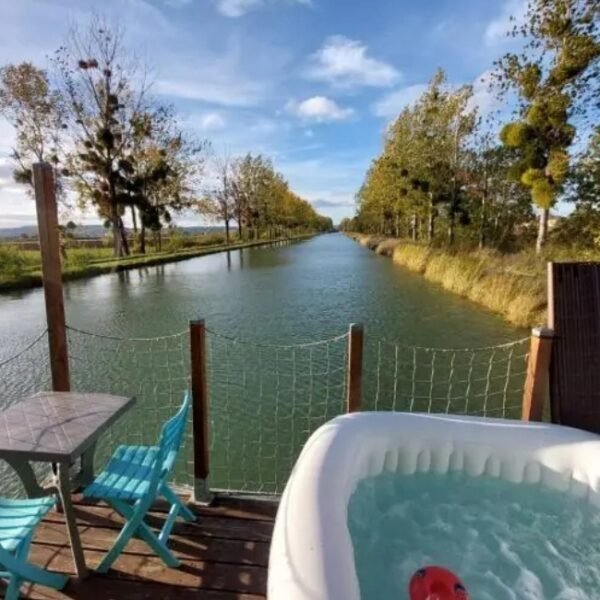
348;471;600;600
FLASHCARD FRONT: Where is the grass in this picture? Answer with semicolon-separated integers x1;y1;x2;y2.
0;232;316;292
348;233;554;328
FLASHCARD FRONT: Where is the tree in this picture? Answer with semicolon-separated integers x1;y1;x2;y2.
496;0;600;253
354;69;477;245
569;126;600;206
0;62;64;192
202;155;236;244
53;18;153;257
128;107;207;253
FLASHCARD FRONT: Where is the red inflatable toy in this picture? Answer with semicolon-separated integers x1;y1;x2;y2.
408;566;469;600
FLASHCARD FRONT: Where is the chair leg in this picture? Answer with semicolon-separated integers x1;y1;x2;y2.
1;531;68;597
158;503;180;545
161;484;196;522
105;500;180;570
96;515;139;574
4;573;21;600
134;521;180;568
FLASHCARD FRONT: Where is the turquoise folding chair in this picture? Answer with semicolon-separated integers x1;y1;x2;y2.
83;391;195;573
0;496;68;599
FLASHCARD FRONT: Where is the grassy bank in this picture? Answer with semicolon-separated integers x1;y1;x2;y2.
348;233;548;328
0;233;316;293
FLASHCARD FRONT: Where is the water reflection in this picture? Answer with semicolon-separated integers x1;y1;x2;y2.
0;235;522;347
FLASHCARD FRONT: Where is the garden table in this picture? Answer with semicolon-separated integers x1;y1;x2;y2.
0;391;135;579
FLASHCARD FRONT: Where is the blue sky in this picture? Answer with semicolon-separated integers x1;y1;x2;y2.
0;0;525;227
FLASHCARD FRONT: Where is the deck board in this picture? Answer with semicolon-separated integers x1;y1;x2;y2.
3;496;276;599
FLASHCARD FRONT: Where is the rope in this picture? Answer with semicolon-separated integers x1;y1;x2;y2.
376;336;530;352
0;329;48;368
65;325;188;342
205;327;349;349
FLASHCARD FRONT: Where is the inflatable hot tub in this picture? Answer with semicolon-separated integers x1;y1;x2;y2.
268;412;600;600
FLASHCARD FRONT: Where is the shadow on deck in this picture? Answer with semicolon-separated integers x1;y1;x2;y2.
6;495;276;599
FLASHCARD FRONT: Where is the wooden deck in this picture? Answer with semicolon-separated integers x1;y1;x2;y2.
5;495;276;599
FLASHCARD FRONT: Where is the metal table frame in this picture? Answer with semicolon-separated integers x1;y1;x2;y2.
0;392;136;580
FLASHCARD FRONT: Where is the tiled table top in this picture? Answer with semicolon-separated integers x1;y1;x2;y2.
0;392;135;462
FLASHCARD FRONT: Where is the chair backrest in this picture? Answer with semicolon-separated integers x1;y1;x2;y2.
157;391;192;478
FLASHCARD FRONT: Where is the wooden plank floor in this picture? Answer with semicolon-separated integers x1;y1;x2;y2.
3;495;277;599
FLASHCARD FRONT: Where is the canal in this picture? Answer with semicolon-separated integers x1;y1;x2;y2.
0;234;526;494
0;234;520;351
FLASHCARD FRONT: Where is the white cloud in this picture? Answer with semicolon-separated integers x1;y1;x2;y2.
156;75;267;107
306;35;400;88
214;0;311;18
287;96;354;122
467;70;500;118
485;0;527;45
196;112;227;131
372;84;427;119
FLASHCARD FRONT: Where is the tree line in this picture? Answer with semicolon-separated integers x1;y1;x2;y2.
0;17;332;258
344;0;599;254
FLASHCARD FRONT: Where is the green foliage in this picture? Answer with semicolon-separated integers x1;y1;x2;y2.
521;168;545;186
0;62;64;197
0;247;28;280
531;179;555;209
352;70;534;249
500;122;533;147
203;152;332;239
496;0;600;249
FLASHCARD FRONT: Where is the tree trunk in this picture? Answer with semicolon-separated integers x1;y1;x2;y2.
139;225;146;255
411;213;417;241
236;211;243;239
447;211;455;246
111;207;122;258
225;220;230;244
479;195;487;250
119;217;130;256
427;196;435;243
536;208;549;255
131;206;138;233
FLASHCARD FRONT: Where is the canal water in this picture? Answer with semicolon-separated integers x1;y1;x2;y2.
0;234;520;351
0;234;525;494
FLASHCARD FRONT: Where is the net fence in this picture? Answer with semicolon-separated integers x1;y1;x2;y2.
362;337;530;419
0;330;52;497
0;325;531;497
66;326;193;489
205;328;349;495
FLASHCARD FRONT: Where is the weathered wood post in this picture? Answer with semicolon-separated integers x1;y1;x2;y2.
521;327;554;422
33;163;70;392
346;323;364;413
190;319;211;503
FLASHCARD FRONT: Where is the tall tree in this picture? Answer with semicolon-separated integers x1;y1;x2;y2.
202;155;235;244
54;18;152;257
496;0;600;253
0;62;64;191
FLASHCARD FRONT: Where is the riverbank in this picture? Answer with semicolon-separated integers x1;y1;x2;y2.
347;233;547;328
0;234;316;293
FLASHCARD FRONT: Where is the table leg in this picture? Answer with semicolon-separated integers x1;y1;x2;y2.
3;456;47;498
79;441;97;487
57;462;89;580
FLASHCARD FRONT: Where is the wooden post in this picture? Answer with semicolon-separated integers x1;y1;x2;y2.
346;323;364;413
521;327;554;422
33;163;70;392
190;320;211;503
